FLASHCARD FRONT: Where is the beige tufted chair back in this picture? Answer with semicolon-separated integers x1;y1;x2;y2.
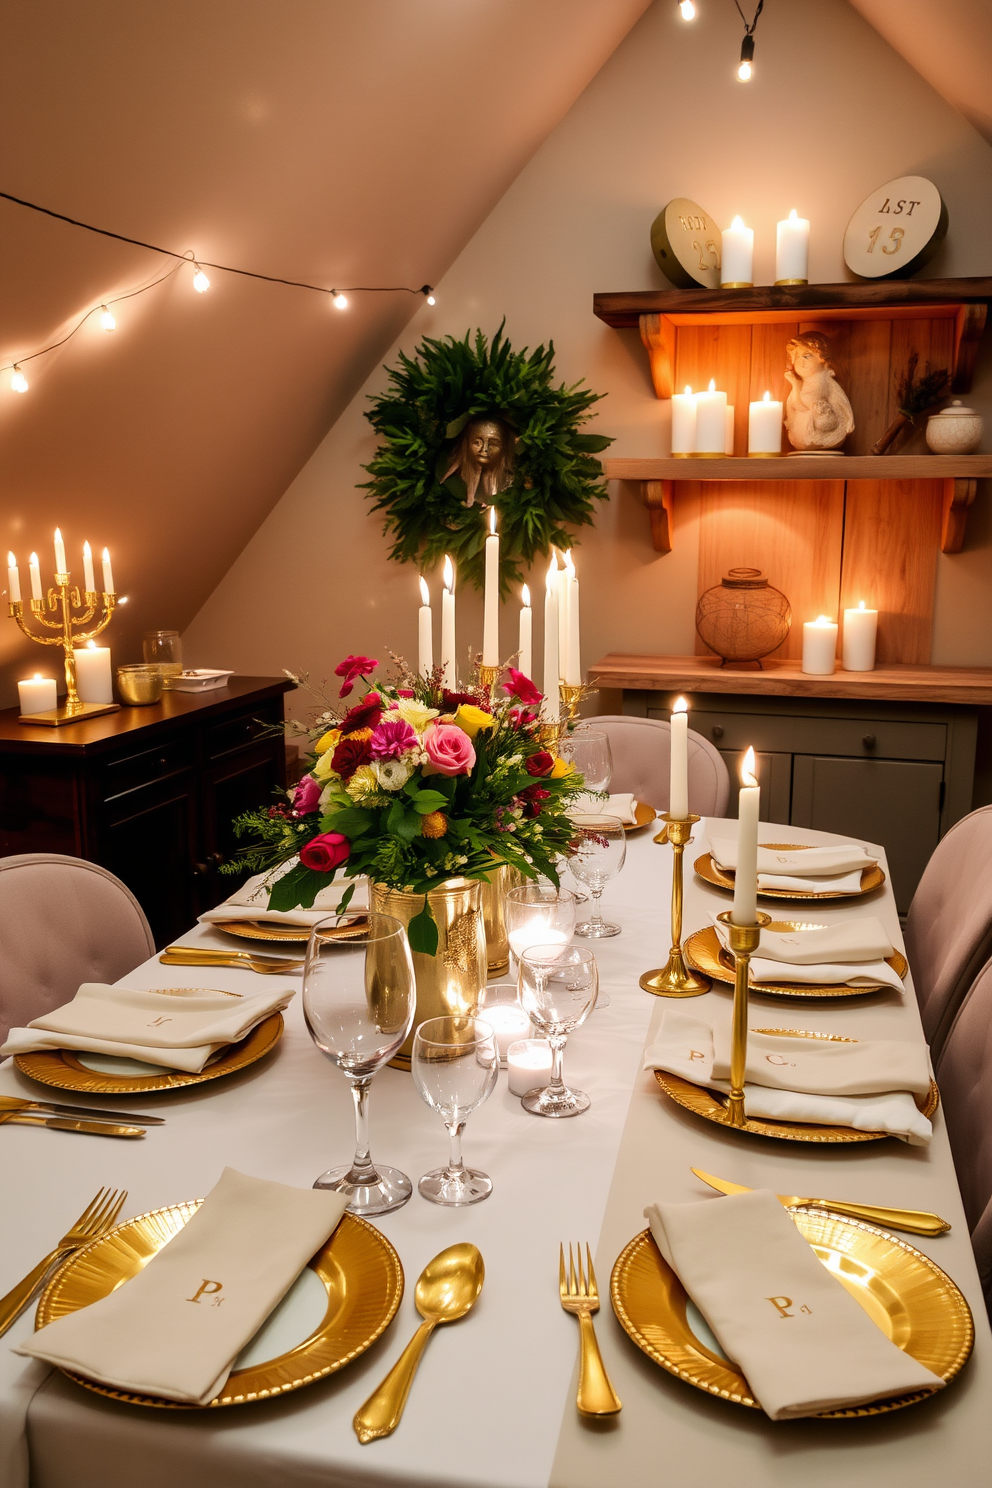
589;715;730;816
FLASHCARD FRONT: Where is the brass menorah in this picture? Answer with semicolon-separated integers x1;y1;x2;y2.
9;563;119;726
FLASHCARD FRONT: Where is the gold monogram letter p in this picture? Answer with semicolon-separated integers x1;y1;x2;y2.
766;1295;794;1318
187;1279;223;1304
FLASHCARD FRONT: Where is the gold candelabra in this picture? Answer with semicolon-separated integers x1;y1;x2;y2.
716;909;771;1128
9;569;119;726
478;663;502;691
640;814;711;997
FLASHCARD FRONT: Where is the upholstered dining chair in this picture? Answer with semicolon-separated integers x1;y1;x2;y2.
903;804;992;1065
589;715;730;816
934;954;992;1319
0;853;154;1046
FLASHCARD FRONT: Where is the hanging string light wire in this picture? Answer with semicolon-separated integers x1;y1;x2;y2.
734;0;763;80
0;187;435;382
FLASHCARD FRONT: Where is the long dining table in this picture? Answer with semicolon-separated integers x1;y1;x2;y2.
1;819;990;1488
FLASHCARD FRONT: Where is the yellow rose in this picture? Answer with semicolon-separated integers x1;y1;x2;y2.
549;757;573;778
452;705;494;739
314;728;340;756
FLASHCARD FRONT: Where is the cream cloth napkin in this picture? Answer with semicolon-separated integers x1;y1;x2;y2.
18;1169;348;1405
571;793;639;825
644;1008;932;1144
644;1189;943;1419
710;914;904;991
199;870;367;928
0;984;293;1073
709;1021;931;1097
710;841;876;877
757;868;865;893
716;914;895;965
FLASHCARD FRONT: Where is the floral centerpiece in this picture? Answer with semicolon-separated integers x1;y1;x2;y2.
227;654;586;954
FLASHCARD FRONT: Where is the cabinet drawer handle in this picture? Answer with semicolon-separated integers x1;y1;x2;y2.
862;734;876;749
711;725;724;740
157;756;170;769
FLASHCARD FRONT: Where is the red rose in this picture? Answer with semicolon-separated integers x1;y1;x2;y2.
519;783;551;818
504;667;543;706
334;655;378;698
331;734;372;779
340;693;384;735
299;831;351;872
441;689;481;710
524;750;555;777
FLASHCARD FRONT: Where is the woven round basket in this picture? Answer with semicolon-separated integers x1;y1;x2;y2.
695;568;791;664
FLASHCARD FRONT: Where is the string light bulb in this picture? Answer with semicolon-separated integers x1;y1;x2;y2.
737;33;754;80
99;305;116;331
678;1;696;18
421;284;436;305
10;365;28;393
191;264;210;293
331;290;348;310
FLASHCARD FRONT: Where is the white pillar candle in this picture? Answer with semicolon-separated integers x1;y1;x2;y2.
543;558;560;721
694;380;727;454
418;576;433;678
482;507;500;667
670;696;689;819
480;1002;531;1062
563;551;580;685
7;552;21;604
54;527;67;576
518;584;532;678
74;641;114;703
671;386;697;456
802;615;838;675
507;1038;554;1098
82;541;96;594
28;553;42;602
775;209;809;284
842;601;878;672
731;746;760;926
721;215;753;286
440;555;456;689
18;674;57;714
101;547;114;594
748;390;783;455
724;405;735;455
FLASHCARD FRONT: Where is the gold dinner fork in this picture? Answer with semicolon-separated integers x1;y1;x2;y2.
0;1186;128;1338
558;1243;622;1416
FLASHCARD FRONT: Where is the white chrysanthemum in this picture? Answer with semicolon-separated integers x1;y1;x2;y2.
391;698;439;734
372;757;416;791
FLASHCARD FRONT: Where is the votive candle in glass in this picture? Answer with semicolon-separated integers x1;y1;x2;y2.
507;1038;554;1098
802;616;838;675
842;601;878;672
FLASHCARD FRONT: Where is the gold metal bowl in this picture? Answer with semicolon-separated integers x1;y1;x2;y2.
117;665;164;705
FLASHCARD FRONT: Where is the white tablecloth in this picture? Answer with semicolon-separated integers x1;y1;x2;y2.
1;821;989;1488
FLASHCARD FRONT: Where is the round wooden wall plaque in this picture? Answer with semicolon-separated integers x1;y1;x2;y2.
650;198;722;289
843;175;948;280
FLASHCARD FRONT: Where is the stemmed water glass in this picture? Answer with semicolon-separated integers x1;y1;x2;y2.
560;728;613;795
570;814;627;938
505;882;577;971
518;945;599;1117
411;1016;499;1205
303;912;415;1215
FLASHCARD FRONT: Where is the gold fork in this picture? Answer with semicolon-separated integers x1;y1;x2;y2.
558;1243;622;1416
0;1186;128;1338
160;948;304;974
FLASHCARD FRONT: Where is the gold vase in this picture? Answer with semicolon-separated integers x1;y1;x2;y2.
479;862;523;978
372;878;487;1069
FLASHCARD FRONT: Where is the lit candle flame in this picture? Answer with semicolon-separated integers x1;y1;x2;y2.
443;554;454;592
521;583;531;607
673;696;688;715
546;557;557;591
815;615;833;626
489;506;497;534
708;378;716;393
684;384;692;396
563;550;576;578
731;215;745;231
789;208;799;222
419;576;430;606
741;746;757;789
858;599;866;611
762;390;770;402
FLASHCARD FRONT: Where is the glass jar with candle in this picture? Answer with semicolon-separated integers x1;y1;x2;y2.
142;629;183;684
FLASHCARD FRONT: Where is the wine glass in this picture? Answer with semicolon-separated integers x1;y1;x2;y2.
570;814;627;938
411;1016;499;1205
505;882;577;972
303;912;415;1215
560;728;613;795
518;945;598;1117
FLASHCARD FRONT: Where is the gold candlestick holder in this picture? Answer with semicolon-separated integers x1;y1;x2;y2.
478;664;501;692
716;908;771;1128
9;571;119;726
639;814;710;997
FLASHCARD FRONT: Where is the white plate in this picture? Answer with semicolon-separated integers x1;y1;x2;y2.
168;670;234;692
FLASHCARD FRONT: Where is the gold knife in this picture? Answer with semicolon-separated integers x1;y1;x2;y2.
691;1168;950;1236
0;1111;146;1139
0;1094;165;1125
160;947;304;969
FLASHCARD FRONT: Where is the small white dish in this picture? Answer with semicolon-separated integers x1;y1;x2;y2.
168;669;234;692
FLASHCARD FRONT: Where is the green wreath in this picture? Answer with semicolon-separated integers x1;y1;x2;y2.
362;324;612;591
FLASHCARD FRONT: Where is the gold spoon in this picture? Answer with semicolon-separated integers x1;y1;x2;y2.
353;1243;485;1443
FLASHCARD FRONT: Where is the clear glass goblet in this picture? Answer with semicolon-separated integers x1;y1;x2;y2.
411;1015;499;1205
518;944;599;1117
560;728;613;794
303;911;415;1215
505;882;577;973
570;813;627;939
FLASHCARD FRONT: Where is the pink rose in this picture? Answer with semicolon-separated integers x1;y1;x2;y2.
423;722;476;777
370;717;418;760
291;774;321;814
299;831;350;872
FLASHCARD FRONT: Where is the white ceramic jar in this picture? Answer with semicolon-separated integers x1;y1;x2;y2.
926;401;983;454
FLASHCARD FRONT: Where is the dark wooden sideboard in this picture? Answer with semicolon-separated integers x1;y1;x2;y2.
0;676;295;947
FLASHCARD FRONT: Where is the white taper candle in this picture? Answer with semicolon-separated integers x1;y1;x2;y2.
418;576;433;678
7;552;21;604
440;555;456;689
731;747;760;925
670;696;689;819
543;557;560;721
82;541;96;593
482;506;500;667
518;584;532;678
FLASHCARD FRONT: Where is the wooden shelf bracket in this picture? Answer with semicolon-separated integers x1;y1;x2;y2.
942;477;979;553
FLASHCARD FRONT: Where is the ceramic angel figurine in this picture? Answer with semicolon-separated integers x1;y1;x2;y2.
784;332;854;451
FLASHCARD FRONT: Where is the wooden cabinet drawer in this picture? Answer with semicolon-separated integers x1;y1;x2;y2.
718;748;792;824
688;709;946;762
205;707;281;760
101;739;194;801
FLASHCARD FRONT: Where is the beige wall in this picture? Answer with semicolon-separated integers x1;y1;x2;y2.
184;0;992;720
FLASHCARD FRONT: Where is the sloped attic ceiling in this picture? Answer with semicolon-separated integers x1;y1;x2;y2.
0;0;650;698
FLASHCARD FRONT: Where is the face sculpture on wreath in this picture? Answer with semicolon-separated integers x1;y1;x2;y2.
443;416;516;506
783;332;855;452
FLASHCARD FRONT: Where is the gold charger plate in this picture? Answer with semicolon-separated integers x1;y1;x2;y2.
684;924;908;998
654;1027;939;1144
14;1012;283;1096
36;1202;403;1408
218;913;370;945
625;801;658;833
694;844;885;900
611;1214;973;1418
